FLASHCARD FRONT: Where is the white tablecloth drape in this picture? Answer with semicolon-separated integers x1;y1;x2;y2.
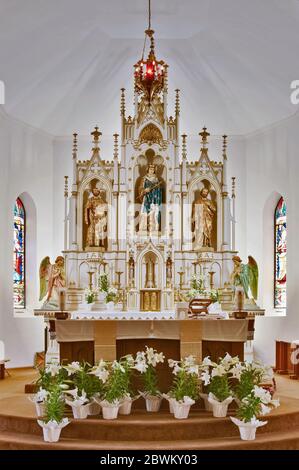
56;318;248;343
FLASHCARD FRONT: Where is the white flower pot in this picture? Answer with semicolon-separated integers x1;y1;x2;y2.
162;394;175;414
145;395;162;412
119;398;132;415
98;291;106;301
106;301;115;311
38;419;69;443
65;399;90;419
85;302;94;311
230;417;268;441
199;393;213;412
35;402;46;417
100;402;120;420
208;393;233;418
88;399;101;416
173;398;195;419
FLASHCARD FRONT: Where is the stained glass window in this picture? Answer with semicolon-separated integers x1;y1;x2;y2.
13;198;25;309
274;197;286;309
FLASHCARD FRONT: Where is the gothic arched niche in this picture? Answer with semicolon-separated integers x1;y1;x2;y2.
139;124;163;145
191;179;217;251
134;149;166;234
83;178;108;251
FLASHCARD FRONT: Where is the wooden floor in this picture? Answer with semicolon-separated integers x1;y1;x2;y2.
1;369;299;450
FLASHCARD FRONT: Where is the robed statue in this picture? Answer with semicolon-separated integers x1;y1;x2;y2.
138;164;162;233
193;187;216;250
39;256;66;309
230;255;259;300
84;183;107;249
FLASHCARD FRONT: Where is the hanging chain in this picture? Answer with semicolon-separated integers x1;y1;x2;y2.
148;0;151;30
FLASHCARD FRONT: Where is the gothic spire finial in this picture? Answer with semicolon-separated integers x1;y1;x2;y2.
113;133;119;159
64;175;69;198
199;126;210;149
181;134;187;159
175;89;180;117
72;133;78;155
91;126;102;144
222;134;228;160
120;88;126;116
232;176;236;198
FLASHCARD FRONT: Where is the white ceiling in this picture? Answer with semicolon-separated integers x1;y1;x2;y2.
1;0;299;136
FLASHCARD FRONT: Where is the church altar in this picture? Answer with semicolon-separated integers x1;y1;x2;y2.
35;13;264;367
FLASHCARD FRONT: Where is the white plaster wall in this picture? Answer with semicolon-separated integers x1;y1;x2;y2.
245;112;299;366
0;108;53;367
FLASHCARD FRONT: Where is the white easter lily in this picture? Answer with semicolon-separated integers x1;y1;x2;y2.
63;361;82;376
200;370;211;386
45;363;61;377
32;388;49;403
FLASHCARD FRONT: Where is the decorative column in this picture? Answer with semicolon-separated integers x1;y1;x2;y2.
112;133;119;250
175;89;180;142
64;176;68;251
120;88;126;143
163;65;168;124
231;176;236;251
181;134;189;250
70;133;78;250
221;135;231;251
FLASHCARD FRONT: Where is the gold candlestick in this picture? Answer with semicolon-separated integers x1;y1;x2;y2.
115;271;123;289
178;270;184;291
121;288;127;311
208;271;215;290
101;261;108;273
87;270;94;291
192;262;198;275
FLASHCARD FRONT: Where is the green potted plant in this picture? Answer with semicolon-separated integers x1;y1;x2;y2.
231;385;280;440
37;385;69;442
98;273;118;310
200;354;238;417
84;288;97;310
168;356;199;419
64;362;102;418
99;359;133;419
31;362;68;417
134;346;165;412
117;355;137;415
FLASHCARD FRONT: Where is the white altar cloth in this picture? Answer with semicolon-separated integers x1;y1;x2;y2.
70;310;176;320
56;318;248;343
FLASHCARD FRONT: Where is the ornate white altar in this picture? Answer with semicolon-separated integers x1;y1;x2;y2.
60;32;239;314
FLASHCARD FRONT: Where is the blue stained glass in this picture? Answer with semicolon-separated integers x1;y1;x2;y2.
13;198;25;309
274;197;286;309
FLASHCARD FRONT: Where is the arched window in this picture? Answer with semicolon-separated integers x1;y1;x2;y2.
274;197;286;309
13;197;26;309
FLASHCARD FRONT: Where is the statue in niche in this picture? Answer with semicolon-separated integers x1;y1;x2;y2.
128;254;135;287
39;256;66;309
166;255;172;288
138;164;162;233
193;187;216;250
84;182;107;249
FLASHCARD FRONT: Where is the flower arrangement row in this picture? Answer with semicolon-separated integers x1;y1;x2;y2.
31;348;279;443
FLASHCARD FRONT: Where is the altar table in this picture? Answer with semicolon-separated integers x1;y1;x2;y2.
54;317;250;365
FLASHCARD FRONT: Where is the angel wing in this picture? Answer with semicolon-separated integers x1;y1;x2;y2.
39;256;51;301
247;256;258;300
240;264;250;299
241;256;258;300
